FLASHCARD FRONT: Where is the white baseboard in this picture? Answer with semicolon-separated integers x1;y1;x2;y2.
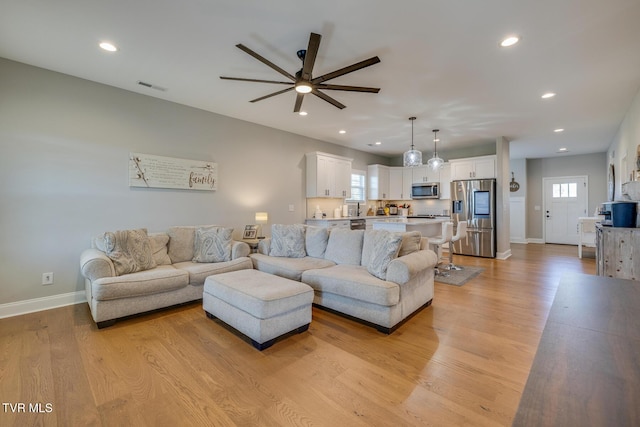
527;238;545;244
0;291;86;319
510;239;528;244
497;249;512;260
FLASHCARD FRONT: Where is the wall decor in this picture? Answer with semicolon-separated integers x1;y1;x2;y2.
509;172;520;192
129;152;217;191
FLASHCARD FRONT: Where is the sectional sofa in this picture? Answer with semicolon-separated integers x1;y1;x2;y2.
250;225;437;333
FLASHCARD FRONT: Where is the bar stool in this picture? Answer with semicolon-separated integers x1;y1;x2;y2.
429;221;453;276
446;222;467;270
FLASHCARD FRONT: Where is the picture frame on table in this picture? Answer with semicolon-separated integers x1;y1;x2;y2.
243;225;258;240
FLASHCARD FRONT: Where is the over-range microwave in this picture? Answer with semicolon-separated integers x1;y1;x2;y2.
411;182;440;199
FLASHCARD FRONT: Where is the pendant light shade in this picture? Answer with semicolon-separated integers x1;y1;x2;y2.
427;129;444;170
403;117;422;167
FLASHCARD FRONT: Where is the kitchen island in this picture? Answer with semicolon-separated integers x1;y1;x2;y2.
371;217;449;237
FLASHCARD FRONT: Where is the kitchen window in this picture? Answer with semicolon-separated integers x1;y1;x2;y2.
347;170;366;203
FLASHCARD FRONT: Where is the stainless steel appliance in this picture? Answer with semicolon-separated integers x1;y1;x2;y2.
350;218;366;230
450;178;496;258
411;182;439;199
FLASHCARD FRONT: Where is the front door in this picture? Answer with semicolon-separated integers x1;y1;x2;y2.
543;176;588;245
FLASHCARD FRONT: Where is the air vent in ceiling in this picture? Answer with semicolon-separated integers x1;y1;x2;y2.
137;81;167;92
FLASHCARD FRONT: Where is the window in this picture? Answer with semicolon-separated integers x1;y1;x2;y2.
552;182;577;198
347;170;366;202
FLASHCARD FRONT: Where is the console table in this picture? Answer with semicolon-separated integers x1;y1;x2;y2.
512;273;640;426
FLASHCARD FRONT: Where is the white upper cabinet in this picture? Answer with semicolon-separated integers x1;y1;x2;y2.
439;163;452;199
450;155;496;180
368;164;390;200
412;165;440;184
389;167;413;200
306;152;353;198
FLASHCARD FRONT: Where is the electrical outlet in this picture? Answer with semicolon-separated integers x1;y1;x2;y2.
288;204;295;212
42;272;54;285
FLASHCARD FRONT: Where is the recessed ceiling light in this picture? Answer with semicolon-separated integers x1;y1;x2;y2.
339;130;346;134
375;141;382;145
558;147;569;153
554;128;564;133
500;36;520;47
99;42;118;52
541;92;556;99
299;111;308;116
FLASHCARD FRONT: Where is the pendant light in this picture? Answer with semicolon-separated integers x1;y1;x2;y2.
403;117;422;167
427;129;444;170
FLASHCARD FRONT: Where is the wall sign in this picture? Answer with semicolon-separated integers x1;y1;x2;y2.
129;152;217;191
509;172;520;192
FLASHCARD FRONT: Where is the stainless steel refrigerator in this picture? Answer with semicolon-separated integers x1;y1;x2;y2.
450;178;496;258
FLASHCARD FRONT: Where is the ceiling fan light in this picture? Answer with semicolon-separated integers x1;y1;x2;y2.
295;83;312;93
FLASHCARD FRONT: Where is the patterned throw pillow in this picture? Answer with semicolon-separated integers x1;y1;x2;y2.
192;227;233;263
102;228;156;276
269;224;306;258
364;230;403;280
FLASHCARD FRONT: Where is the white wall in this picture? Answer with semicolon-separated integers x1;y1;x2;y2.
607;86;640;198
0;58;389;305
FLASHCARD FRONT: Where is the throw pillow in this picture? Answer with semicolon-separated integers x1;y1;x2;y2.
192;227;233;263
398;231;422;257
149;233;172;265
102;228;156;276
365;230;403;280
305;226;329;258
324;228;364;265
269;224;306;258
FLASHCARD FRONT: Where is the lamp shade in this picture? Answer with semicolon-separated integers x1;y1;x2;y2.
255;212;268;223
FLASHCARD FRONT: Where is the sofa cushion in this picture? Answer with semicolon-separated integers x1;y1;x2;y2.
363;230;403;280
167;225;218;263
301;264;400;307
173;257;253;285
269;224;306;258
398;231;422;257
324;228;364;265
100;228;156;276
305;226;329;258
149;233;172;266
250;253;335;281
192;227;233;263
92;265;189;301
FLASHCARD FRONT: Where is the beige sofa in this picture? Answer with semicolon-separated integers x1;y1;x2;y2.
80;226;252;328
250;225;437;333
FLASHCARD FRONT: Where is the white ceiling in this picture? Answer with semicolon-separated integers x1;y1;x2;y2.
2;0;640;160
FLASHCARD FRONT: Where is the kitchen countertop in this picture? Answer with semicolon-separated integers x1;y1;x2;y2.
306;215;450;221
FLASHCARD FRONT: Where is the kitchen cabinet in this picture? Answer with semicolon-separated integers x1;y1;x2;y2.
389;167;413;200
368;164;390;200
412;165;439;184
306;152;353;198
450;155;496;180
305;219;351;229
439;162;452;199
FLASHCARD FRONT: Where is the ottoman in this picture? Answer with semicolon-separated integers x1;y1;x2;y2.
203;269;314;350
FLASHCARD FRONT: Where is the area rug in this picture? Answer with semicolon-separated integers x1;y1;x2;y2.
434;266;484;286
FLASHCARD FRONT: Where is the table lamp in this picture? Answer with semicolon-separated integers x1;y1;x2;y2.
255;212;268;239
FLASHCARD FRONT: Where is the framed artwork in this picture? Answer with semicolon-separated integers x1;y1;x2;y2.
243;225;258;239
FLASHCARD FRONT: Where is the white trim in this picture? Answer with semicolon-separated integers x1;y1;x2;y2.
542;175;589;244
527;238;545;244
496;249;512;260
510;238;528;244
0;291;86;319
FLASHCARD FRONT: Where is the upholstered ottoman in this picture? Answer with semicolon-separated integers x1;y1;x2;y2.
203;269;313;350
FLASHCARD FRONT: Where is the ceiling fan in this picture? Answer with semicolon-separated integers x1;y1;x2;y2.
220;32;380;112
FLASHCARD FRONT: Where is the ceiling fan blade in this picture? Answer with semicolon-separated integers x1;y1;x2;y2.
236;44;296;81
301;33;321;81
220;76;294;85
311;56;381;84
249;87;295;103
317;84;380;93
312;90;346;109
293;93;305;113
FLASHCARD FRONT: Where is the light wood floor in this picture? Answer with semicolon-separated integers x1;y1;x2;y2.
1;244;596;426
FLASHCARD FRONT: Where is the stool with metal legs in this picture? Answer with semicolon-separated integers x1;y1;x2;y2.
446;222;467;271
429;221;453;277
